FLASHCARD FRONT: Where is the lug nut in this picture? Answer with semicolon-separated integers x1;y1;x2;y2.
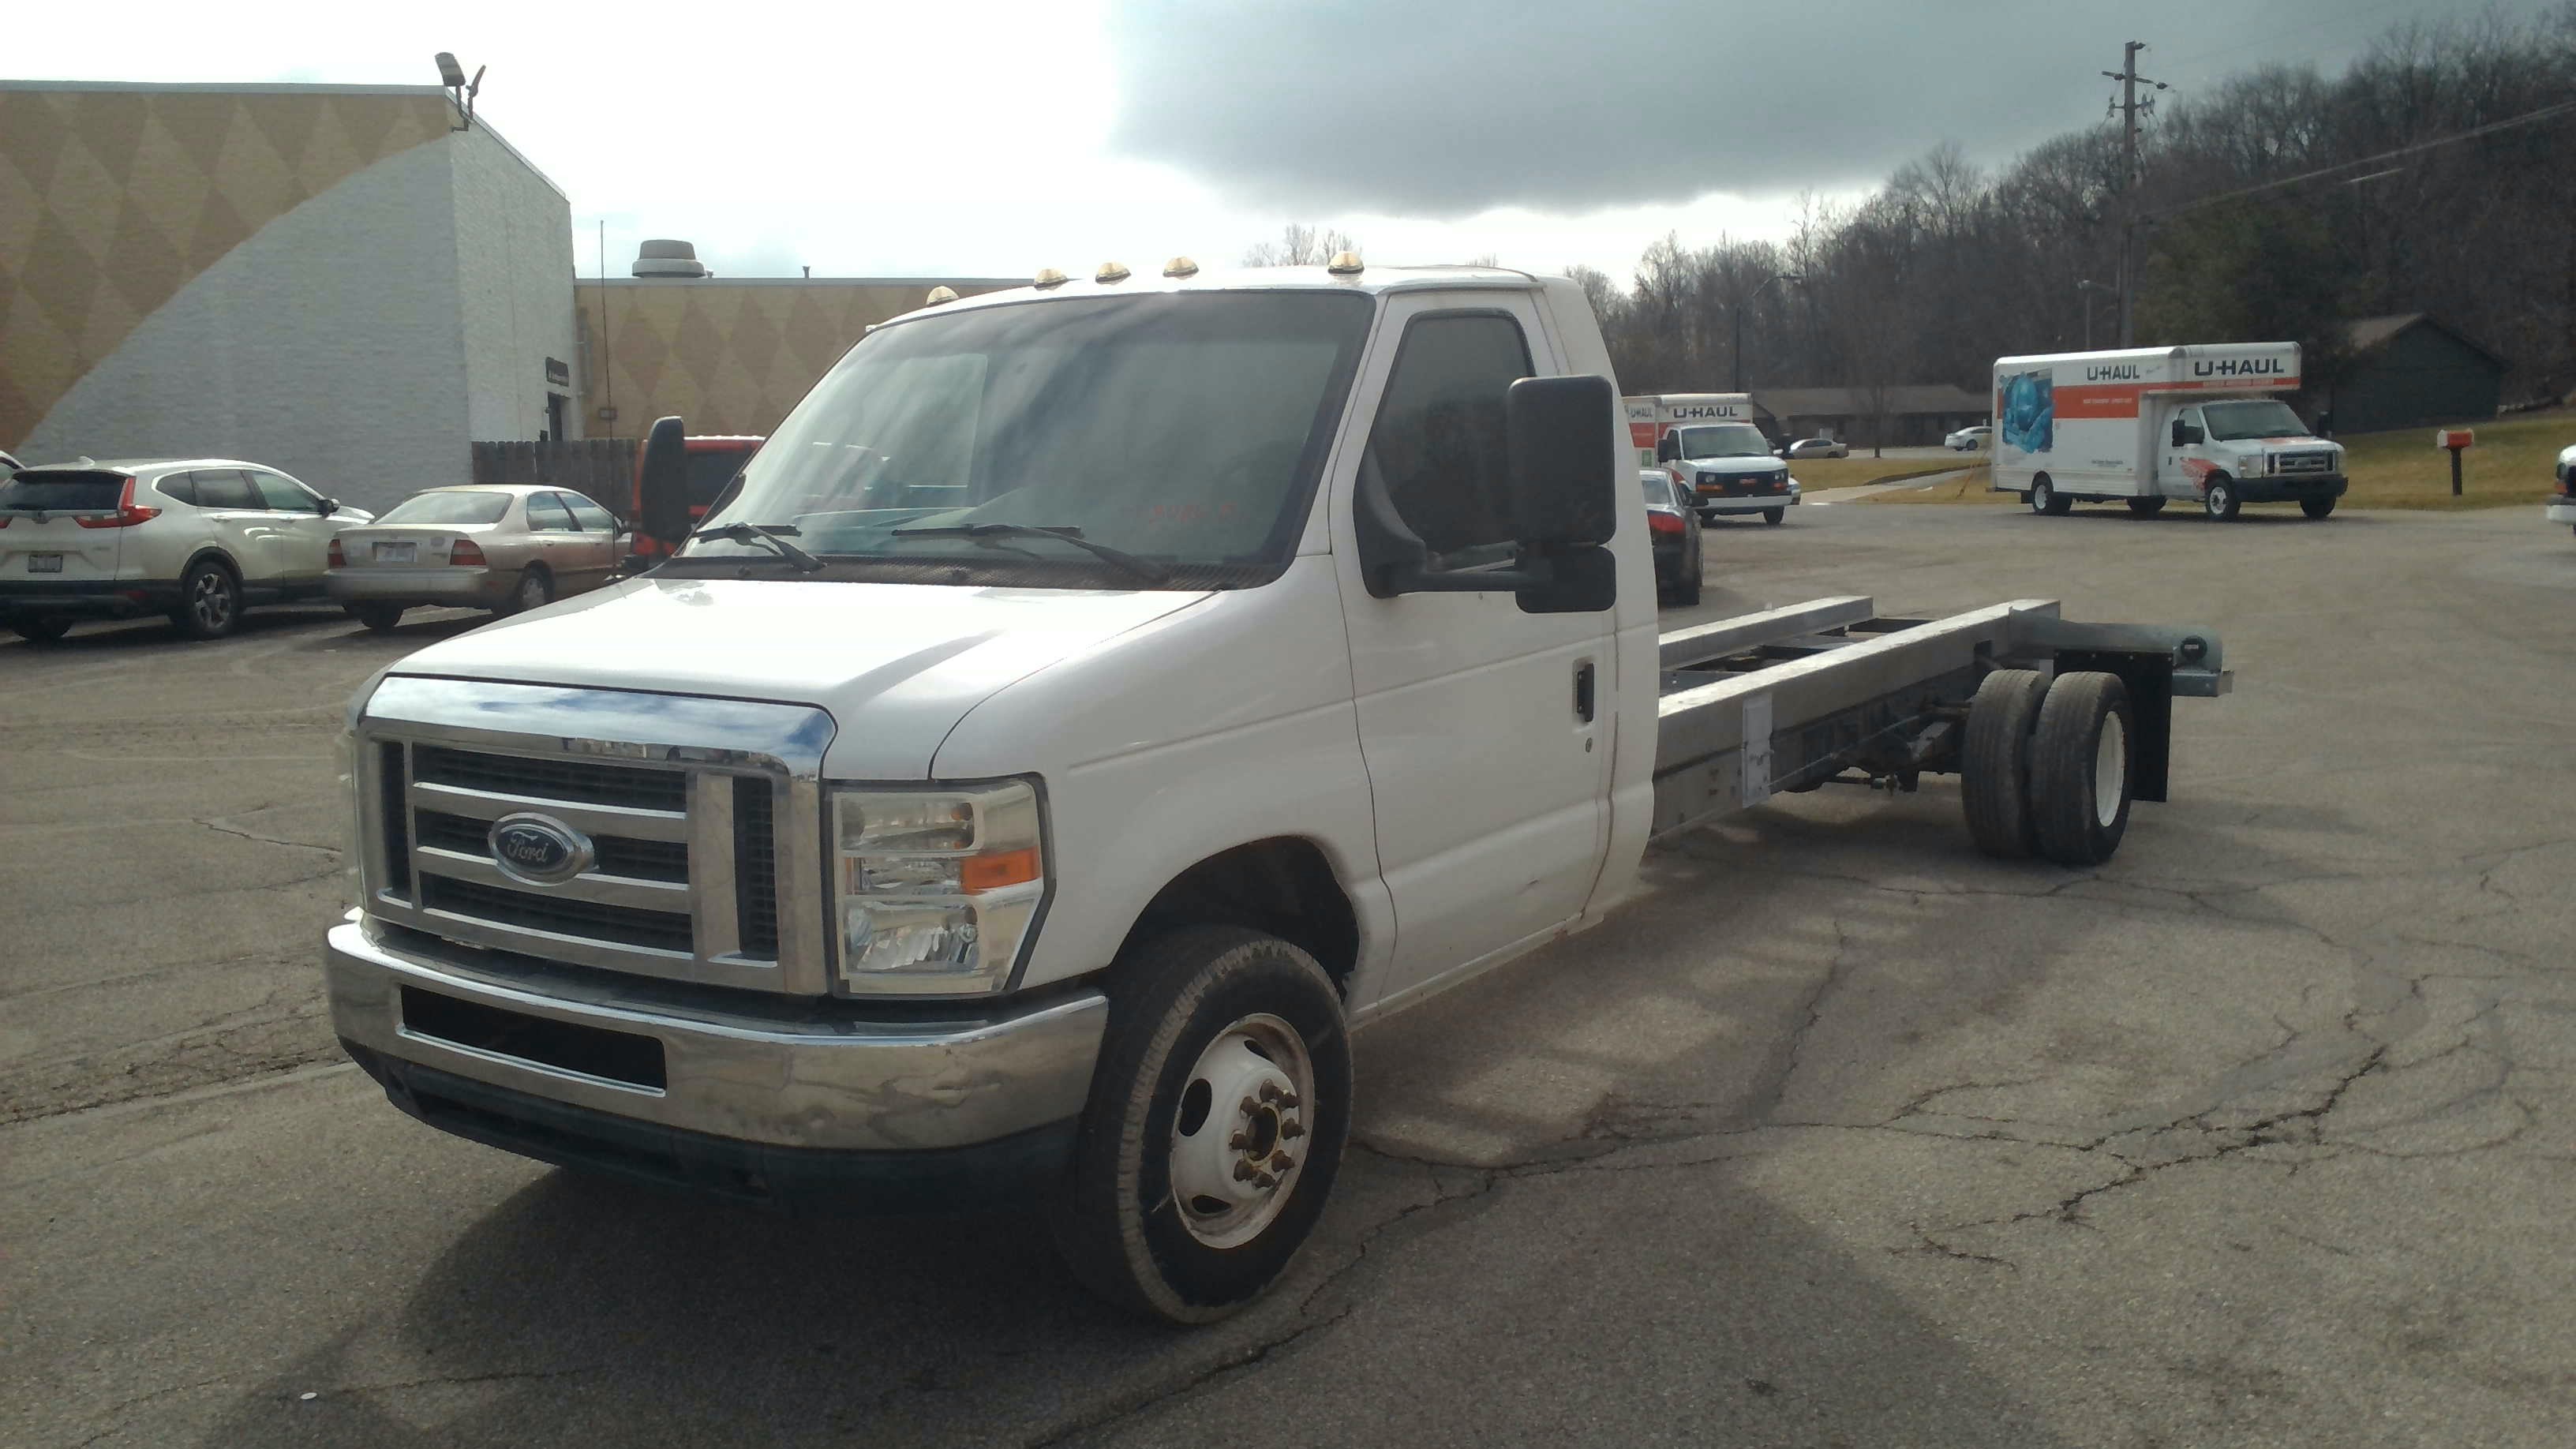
1253;1171;1279;1190
1258;1083;1282;1104
1228;1130;1249;1150
1268;1150;1294;1171
1234;1159;1258;1182
1280;1120;1305;1140
1239;1095;1259;1116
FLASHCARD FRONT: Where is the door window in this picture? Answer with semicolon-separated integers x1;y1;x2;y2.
526;493;580;532
564;496;620;533
1362;313;1533;564
249;471;323;513
191;470;260;510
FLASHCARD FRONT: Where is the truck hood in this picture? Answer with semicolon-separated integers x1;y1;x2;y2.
1681;455;1788;472
380;576;1213;778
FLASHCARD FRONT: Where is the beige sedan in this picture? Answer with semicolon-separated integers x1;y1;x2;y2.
325;485;627;632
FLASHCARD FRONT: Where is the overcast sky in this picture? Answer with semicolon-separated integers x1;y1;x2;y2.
9;0;2559;284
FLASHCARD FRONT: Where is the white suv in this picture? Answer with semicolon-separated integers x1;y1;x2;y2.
0;458;372;643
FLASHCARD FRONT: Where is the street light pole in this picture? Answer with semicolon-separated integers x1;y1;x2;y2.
2076;279;2106;350
1733;271;1803;392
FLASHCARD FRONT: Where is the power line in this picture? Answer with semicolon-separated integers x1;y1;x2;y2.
2105;40;2166;348
2152;95;2576;219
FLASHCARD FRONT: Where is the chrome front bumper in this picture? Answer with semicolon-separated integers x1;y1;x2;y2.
326;915;1109;1155
2546;500;2576;526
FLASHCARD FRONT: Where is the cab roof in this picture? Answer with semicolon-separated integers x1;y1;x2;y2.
879;264;1546;329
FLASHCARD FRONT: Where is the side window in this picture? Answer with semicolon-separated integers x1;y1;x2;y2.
1364;313;1532;560
155;473;199;507
193;469;260;511
526;493;579;531
249;471;321;513
564;496;620;532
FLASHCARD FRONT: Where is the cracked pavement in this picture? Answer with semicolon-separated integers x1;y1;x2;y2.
6;506;2575;1447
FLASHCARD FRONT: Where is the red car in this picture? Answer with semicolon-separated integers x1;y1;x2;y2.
628;433;762;562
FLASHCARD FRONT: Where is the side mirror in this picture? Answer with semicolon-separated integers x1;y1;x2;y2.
320;497;340;516
638;415;691;545
1655;433;1679;464
1503;375;1618;549
2172;421;2203;447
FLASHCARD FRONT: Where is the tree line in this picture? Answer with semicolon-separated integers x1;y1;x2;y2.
1576;6;2576;413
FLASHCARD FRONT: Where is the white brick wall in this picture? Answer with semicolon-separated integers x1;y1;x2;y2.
20;119;575;516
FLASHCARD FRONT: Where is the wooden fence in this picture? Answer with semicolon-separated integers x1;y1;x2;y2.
470;439;638;519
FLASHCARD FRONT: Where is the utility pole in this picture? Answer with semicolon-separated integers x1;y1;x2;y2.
2102;40;2165;347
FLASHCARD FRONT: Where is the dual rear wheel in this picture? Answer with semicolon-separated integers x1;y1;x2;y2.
1961;668;2136;867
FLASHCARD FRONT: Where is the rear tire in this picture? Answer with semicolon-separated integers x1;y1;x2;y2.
2028;672;2135;867
1674;539;1702;605
1960;668;2049;859
1762;507;1785;526
355;602;406;634
2301;496;2336;519
11;616;72;644
2126;497;2166;518
1052;926;1351;1324
496;566;552;616
2203;476;2242;521
172;559;242;640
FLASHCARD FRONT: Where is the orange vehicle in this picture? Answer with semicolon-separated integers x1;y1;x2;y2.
628;433;763;560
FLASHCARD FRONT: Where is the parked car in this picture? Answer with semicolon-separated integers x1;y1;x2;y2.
1;449;22;477
1945;425;1993;451
1641;469;1703;605
2548;444;2576;536
1;458;372;643
326;485;628;632
1784;436;1849;459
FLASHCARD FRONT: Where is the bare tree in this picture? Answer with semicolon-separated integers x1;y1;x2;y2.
1241;223;1361;268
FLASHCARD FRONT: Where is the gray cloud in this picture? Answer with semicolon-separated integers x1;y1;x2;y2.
1106;0;2555;217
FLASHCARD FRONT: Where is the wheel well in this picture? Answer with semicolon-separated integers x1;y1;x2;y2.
1119;839;1361;997
520;560;552;578
182;548;239;580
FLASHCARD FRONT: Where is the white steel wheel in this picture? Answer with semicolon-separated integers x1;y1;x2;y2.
2203;477;2241;520
2027;671;2135;867
1053;925;1351;1324
1167;1013;1315;1249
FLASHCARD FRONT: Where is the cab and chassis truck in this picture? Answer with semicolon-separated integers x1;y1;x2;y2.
326;264;2232;1323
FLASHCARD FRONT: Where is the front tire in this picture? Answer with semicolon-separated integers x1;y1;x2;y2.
2301;496;2336;519
1762;507;1785;526
172;559;242;640
2028;672;2135;867
11;616;71;644
1053;927;1352;1324
2203;476;2242;521
2031;476;2072;515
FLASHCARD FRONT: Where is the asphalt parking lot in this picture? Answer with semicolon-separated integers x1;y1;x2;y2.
7;504;2574;1448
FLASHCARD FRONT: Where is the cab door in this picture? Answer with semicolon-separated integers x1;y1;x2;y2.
2158;405;2207;499
1330;294;1616;1009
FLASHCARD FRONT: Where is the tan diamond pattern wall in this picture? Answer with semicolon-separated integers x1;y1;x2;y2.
576;279;1019;438
0;86;452;448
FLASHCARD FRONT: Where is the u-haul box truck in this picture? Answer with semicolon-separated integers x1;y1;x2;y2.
1623;393;1799;523
1990;343;2347;521
1625;393;1760;466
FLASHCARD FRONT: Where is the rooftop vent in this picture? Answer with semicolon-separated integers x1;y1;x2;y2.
633;239;710;279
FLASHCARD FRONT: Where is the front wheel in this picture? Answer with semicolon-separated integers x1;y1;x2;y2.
1762;507;1785;526
2031;477;2072;515
2203;476;2242;521
1053;926;1351;1324
2301;496;2336;519
11;616;71;644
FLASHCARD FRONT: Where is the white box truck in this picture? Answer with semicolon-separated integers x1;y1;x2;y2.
325;264;2230;1324
1625;393;1799;524
2548;444;2575;535
1990;343;2347;521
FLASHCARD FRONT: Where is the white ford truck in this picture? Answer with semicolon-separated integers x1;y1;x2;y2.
1992;343;2347;521
327;264;2230;1323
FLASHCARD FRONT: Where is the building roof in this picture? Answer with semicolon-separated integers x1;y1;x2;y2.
2342;313;2507;368
1751;384;1990;417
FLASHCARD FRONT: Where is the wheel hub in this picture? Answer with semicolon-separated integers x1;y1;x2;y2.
1168;1014;1313;1249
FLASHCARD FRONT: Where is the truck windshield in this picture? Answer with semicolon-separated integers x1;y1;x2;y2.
2201;400;2310;441
682;292;1374;587
1676;424;1771;459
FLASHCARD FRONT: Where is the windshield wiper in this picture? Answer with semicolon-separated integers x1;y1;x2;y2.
890;522;1173;586
689;521;825;573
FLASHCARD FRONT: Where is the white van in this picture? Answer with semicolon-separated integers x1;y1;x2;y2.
1624;393;1798;524
1990;343;2347;520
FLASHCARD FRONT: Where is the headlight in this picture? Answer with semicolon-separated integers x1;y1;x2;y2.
830;779;1046;994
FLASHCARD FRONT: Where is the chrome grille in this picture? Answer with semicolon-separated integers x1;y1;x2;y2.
354;677;832;996
2276;451;2335;474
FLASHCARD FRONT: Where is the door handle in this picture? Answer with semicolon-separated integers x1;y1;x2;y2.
1573;661;1597;724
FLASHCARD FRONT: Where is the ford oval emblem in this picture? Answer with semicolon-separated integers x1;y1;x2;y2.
489;813;595;886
